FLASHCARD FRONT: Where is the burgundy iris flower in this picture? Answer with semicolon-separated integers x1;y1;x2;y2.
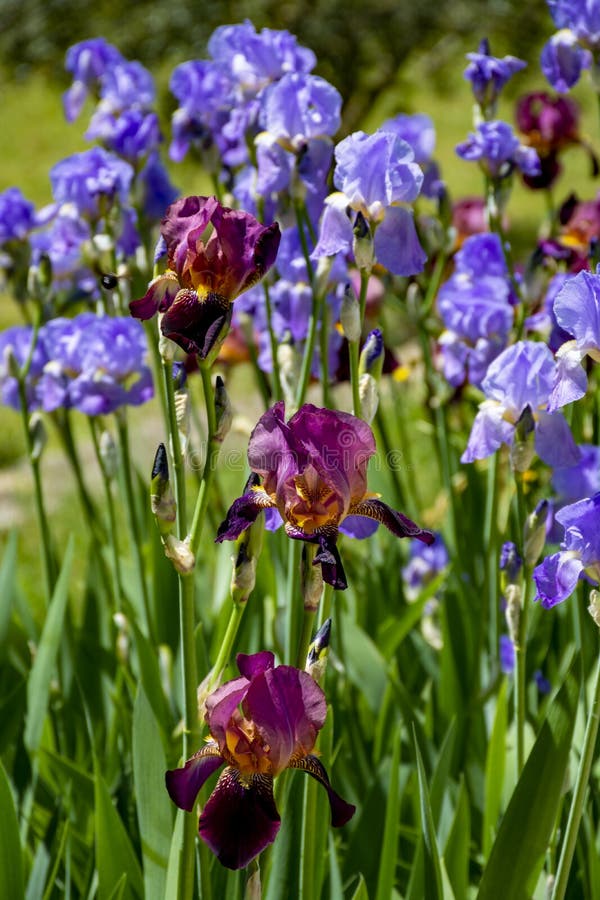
166;651;355;869
216;402;434;589
130;195;280;358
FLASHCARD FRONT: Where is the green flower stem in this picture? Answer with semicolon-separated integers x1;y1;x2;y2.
348;337;362;418
319;583;334;629
88;419;124;611
207;600;247;692
17;384;55;599
285;539;303;665
162;359;187;534
179;571;200;900
514;473;531;776
115;412;154;641
55;409;105;546
294;201;320;411
552;637;600;900
483;455;500;658
319;293;332;407
189;363;220;556
263;281;283;402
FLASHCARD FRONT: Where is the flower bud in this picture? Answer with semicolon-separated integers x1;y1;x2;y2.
359;328;384;379
359;373;378;424
150;444;176;536
4;345;22;381
305;617;332;681
500;541;522;592
99;429;119;479
29;413;47;462
214;375;233;444
164;535;195;575
301;543;324;612
340;284;361;343
113;612;130;665
353;211;374;272
510;405;535;473
588;589;600;629
175;387;189;452
504;583;522;646
523;499;549;567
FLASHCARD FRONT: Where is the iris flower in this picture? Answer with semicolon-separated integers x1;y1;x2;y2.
166;651;355;869
130;195;281;358
216;402;433;589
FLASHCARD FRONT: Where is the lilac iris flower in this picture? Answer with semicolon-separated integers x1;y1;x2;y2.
547;270;600;411
380;113;443;199
0;326;47;410
541;0;599;92
37;314;153;415
312;128;427;276
402;533;449;600
63;38;124;122
0;188;36;243
50;147;134;220
548;444;600;542
86;108;162;160
166;651;354;870
437;233;515;387
29;208;98;299
130;195;280;359
461;340;580;468
525;273;574;353
136;152;179;221
169;60;234;163
499;635;516;674
534;493;600;607
464;39;527;109
216;403;434;589
456;120;541;179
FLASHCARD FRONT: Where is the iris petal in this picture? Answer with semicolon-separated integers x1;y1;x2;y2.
289;754;355;827
199;768;280;870
349;498;434;545
165;743;224;812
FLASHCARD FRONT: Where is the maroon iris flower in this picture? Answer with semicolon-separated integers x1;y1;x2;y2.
166;651;355;870
216;402;434;589
130;195;280;358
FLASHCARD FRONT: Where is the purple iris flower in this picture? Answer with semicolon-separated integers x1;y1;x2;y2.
552;444;600;503
29;209;98;298
312;128;427;276
547;270;600;411
130;195;280;359
541;30;592;93
461;340;580;468
402;532;449;600
457;121;541;179
207;21;315;93
525;273;574;353
95;60;155;113
534;493;600;607
63;38;124;122
499;635;515;674
168;60;234;163
464;39;527;109
136;152;179;221
37;313;153;415
0;326;47;410
259;72;341;143
436;233;515;387
50;147;134;219
86;109;162;160
380;113;443;200
0;187;36;243
216;403;434;589
166;651;354;870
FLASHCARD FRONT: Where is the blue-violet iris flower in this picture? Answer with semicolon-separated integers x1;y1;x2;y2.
456;120;541;180
216;402;433;589
165;651;355;869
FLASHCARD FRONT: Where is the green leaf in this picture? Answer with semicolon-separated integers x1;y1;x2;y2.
0;530;18;654
477;668;579;900
24;538;74;754
375;725;401;900
483;678;508;858
132;687;172;900
341;615;387;712
95;764;144;900
350;873;370;900
0;760;24;900
443;777;470;900
164;808;185;900
414;731;443;900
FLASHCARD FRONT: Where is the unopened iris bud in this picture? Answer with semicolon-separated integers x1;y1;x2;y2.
504;583;522;646
230;499;264;605
4;345;21;380
164;534;195;574
353;211;374;272
214;375;233;444
99;430;118;479
305;617;332;682
340;284;361;343
588;589;600;629
29;413;47;462
301;543;324;612
359;328;384;379
523;499;549;567
510;405;535;473
500;541;522;592
359;373;379;424
150;444;176;536
113;612;130;665
172;361;187;390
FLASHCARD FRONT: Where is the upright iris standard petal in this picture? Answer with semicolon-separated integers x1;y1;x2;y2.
217;403;433;587
166;652;354;870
